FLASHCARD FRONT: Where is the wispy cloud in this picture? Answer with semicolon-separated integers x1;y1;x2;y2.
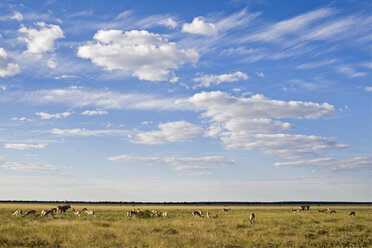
274;156;372;172
5;143;46;150
81;110;108;116
36;111;72;119
50;128;129;137
2;161;59;172
336;65;367;78
193;71;248;88
296;59;337;69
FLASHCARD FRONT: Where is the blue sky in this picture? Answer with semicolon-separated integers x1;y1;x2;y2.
0;0;371;201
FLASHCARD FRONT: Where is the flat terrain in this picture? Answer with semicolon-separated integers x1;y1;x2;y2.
0;203;371;247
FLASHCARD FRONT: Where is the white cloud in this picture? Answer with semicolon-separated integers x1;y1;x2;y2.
193;71;248;88
11;117;32;122
36;111;72;119
365;86;372;92
158;18;178;29
21;87;190;111
182;17;218;36
0;48;21;77
336;65;367;78
2;161;58;172
245;8;334;42
18;22;64;54
184;91;335;121
11;11;23;21
274;157;372;172
5;143;46;150
50;128;128;137
108;154;234;171
47;58;57;68
81;110;108;116
221;133;347;159
255;72;264;78
296;59;337;69
133;121;203;145
77;29;199;82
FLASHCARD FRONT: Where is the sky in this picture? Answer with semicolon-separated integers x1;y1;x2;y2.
0;0;371;202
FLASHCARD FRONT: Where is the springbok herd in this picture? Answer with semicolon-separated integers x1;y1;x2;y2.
12;204;357;223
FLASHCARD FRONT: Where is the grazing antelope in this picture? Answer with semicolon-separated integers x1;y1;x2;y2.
223;208;231;212
162;211;168;217
349;211;356;217
151;210;159;217
329;210;336;214
12;209;23;217
84;209;96;217
291;208;300;213
300;205;310;211
23;210;36;218
127;210;139;218
318;209;327;213
249;213;255;224
192;210;204;218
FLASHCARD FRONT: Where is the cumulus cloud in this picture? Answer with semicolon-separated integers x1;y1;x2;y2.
2;161;58;172
77;30;199;82
11;11;23;21
50;128;129;137
133;121;203;145
182;17;219;36
5;143;46;150
193;71;248;88
274;156;372;172
81;110;108;116
108;154;234;171
0;48;21;77
184;91;335;121
158;18;178;29
36;111;72;119
18;22;64;54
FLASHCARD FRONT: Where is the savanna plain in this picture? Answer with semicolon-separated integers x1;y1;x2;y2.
0;203;371;248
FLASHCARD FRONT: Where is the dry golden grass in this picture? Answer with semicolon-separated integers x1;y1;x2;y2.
0;203;371;247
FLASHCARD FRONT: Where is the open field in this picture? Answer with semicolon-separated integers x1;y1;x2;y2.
0;203;371;248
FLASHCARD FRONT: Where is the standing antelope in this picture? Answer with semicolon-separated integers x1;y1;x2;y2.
162;211;168;217
127;210;139;218
291;208;300;213
151;210;159;217
57;204;71;214
318;209;327;213
73;208;86;217
207;211;211;218
349;211;356;217
12;209;23;217
329;210;336;214
249;213;255;224
223;208;231;212
23;210;36;218
192;210;204;218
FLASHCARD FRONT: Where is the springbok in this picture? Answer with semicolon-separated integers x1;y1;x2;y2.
12;209;23;217
192;210;204;218
127;210;139;218
72;208;86;217
57;204;71;213
23;210;36;218
291;208;300;213
249;213;255;224
318;209;327;213
43;209;55;218
84;209;96;217
349;211;356;217
162;211;168;217
329;210;336;214
41;209;48;217
223;208;231;212
207;211;211;218
151;210;159;217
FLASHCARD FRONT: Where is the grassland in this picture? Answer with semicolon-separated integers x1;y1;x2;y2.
0;203;371;247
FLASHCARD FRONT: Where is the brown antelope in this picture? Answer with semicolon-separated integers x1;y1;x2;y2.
329;210;336;214
84;209;95;217
23;210;36;218
318;209;327;213
349;211;356;217
291;208;300;213
41;209;48;217
57;204;71;213
249;213;255;224
151;210;159;217
42;209;55;218
12;209;23;217
162;211;168;217
127;210;139;218
72;208;86;217
223;208;231;212
192;210;204;218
